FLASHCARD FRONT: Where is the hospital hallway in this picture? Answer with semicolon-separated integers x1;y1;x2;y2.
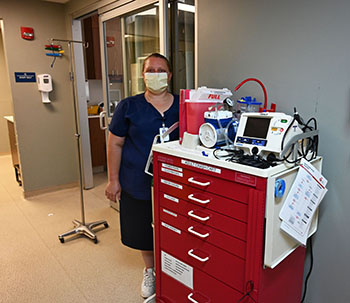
0;154;146;303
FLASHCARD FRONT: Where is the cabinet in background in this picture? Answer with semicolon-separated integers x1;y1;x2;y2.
88;116;106;169
83;14;102;80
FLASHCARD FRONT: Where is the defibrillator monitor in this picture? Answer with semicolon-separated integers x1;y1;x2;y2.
234;112;301;156
243;117;271;139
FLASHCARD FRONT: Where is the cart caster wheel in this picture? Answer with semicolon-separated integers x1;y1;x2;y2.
93;238;98;244
104;223;109;228
59;237;64;243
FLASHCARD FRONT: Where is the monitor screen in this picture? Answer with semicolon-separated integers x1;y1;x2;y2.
243;117;271;139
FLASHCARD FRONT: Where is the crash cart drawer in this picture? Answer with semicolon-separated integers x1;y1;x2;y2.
160;219;245;292
159;206;246;259
158;253;243;303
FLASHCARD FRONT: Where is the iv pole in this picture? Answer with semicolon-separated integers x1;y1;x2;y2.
53;38;109;244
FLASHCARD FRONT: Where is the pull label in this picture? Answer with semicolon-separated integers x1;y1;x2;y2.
161;179;183;189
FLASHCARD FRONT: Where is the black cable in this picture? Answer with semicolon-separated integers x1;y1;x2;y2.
281;108;319;164
213;147;223;159
238;280;257;303
301;237;314;303
213;147;234;159
281;116;296;152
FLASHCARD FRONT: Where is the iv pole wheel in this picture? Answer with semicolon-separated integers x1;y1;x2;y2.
59;236;64;243
104;223;109;228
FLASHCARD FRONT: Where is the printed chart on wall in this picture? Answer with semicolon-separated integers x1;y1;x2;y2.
279;158;328;245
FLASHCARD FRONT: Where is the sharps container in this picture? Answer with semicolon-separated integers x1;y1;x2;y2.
185;87;233;135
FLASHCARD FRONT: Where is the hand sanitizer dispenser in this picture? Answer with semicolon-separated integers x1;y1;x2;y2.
37;74;52;103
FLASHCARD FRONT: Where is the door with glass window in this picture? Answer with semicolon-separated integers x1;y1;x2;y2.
100;0;195;120
101;3;161;119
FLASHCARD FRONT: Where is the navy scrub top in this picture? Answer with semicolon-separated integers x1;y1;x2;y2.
109;93;179;200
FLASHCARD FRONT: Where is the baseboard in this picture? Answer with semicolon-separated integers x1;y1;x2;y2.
23;182;79;198
92;165;105;174
0;152;11;156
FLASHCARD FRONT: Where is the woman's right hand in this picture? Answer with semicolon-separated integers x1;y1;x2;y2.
105;180;121;202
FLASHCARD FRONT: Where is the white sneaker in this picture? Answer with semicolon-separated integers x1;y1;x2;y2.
141;267;155;298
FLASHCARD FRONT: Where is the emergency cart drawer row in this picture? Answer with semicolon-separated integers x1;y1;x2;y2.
159;177;248;223
158;264;243;303
159;205;246;259
158;157;264;203
160;220;246;293
159;190;247;243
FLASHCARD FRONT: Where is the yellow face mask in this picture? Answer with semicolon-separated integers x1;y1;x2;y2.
144;72;168;94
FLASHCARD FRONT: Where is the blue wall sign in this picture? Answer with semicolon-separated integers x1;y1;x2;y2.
15;72;36;83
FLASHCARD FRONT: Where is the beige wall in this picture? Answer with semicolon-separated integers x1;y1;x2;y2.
0;0;78;192
0;0;127;192
0;27;13;154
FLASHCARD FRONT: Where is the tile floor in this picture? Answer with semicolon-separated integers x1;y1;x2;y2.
0;155;146;303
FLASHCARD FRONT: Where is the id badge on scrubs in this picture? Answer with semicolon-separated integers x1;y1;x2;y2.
159;126;170;142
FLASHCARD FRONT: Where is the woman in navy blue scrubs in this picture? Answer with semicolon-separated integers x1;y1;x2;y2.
105;53;179;299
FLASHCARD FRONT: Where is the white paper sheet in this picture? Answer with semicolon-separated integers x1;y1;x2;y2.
279;159;328;245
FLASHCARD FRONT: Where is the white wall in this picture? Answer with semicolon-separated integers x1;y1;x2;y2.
197;0;350;302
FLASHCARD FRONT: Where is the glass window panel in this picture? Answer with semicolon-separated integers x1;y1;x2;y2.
169;0;195;94
103;5;159;117
124;6;160;96
104;16;124;116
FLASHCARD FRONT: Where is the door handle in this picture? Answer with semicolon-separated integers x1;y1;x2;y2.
188;210;210;222
188;226;210;238
188;177;210;187
99;110;107;130
188;249;209;262
188;194;210;204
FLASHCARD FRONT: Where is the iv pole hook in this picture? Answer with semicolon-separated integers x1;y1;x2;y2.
50;38;89;48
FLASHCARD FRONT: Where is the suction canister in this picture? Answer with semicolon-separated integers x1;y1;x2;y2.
236;96;262;118
199;110;238;148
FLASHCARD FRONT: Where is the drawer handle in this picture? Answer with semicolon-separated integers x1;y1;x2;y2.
188;194;210;204
188;226;210;238
188;249;209;262
188;293;199;303
188;177;210;187
188;210;210;222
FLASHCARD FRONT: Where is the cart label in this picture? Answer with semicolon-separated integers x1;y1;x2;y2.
163;193;179;203
161;167;183;177
235;172;257;186
161;179;183;189
181;159;221;174
161;222;181;234
162;163;183;172
161;251;193;289
162;208;178;217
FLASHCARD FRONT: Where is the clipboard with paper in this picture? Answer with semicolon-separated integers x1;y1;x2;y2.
145;122;179;177
279;158;328;246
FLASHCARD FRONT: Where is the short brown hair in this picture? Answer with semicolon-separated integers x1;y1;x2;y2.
142;53;171;72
